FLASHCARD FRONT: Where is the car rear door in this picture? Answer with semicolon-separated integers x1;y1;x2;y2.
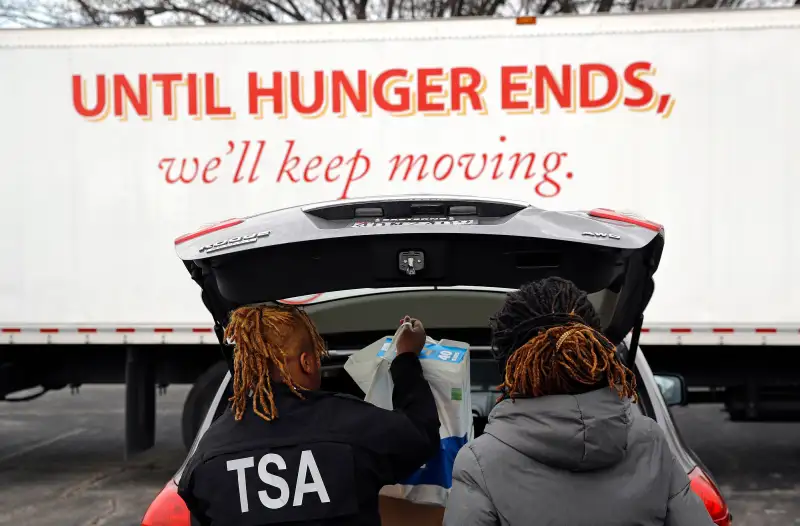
175;196;664;366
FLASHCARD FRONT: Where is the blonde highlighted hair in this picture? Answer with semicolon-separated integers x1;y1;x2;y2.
224;304;327;422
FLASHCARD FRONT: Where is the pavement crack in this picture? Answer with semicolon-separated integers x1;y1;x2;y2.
59;470;122;500
82;498;118;526
0;466;133;524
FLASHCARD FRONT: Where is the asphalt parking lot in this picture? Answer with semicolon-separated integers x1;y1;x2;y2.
0;386;798;526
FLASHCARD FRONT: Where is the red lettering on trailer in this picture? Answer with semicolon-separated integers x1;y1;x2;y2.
499;62;669;115
156;135;574;197
331;70;369;116
276;140;371;199
73;64;674;121
387;137;570;197
451;68;485;114
290;71;327;116
152;73;183;117
112;74;149;119
623;62;657;110
249;71;285;118
204;72;234;117
72;73;234;122
72;74;108;120
579;64;620;110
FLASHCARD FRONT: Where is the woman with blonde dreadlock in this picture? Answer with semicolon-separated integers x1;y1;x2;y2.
178;306;440;526
444;277;715;526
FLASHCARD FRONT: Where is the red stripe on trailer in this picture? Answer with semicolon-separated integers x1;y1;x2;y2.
7;326;795;338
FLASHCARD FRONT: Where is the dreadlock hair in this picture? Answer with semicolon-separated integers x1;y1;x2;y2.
490;277;636;401
224;304;327;422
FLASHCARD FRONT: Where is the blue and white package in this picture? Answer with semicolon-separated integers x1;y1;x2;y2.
344;329;472;507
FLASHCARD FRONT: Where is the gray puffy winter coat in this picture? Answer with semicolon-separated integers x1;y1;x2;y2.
443;387;715;526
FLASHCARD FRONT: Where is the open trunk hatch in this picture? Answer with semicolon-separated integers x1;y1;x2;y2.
176;196;664;357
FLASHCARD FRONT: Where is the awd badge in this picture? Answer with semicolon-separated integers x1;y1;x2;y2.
582;232;621;240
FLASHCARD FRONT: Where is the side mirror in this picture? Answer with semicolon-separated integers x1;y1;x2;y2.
654;374;688;407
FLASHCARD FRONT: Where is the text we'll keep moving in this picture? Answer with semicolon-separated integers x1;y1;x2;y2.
157;137;573;200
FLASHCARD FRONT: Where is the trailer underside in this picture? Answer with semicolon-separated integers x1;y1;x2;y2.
2;340;800;459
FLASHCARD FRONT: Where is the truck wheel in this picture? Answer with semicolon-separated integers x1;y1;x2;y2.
182;361;228;451
724;387;748;422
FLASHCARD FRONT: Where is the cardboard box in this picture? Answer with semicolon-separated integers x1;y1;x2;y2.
379;495;444;526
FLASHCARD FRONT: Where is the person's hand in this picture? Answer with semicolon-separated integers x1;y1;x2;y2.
395;316;426;356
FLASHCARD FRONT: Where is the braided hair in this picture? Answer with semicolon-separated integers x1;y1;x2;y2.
225;304;327;422
490;277;636;400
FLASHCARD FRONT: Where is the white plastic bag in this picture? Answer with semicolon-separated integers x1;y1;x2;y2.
344;326;472;507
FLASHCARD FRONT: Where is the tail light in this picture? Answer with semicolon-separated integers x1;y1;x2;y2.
175;218;244;245
589;208;663;232
688;467;732;526
141;481;191;526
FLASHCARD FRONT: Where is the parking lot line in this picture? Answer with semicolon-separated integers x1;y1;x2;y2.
0;428;85;465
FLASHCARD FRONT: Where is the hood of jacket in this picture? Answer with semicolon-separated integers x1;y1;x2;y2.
484;387;632;472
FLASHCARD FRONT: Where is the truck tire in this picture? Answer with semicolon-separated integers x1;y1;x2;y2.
724;387;749;421
182;361;228;451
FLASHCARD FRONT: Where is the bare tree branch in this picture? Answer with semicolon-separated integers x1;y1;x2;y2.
556;0;577;13
73;0;101;23
596;0;614;11
163;0;220;22
1;0;791;29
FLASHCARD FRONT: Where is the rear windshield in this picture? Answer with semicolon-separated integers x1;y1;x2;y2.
280;287;619;339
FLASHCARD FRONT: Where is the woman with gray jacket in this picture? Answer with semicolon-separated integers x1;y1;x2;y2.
443;277;715;526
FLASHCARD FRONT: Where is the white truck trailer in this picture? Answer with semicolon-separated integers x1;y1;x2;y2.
1;8;799;456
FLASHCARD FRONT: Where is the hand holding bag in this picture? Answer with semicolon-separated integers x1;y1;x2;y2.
344;326;472;507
